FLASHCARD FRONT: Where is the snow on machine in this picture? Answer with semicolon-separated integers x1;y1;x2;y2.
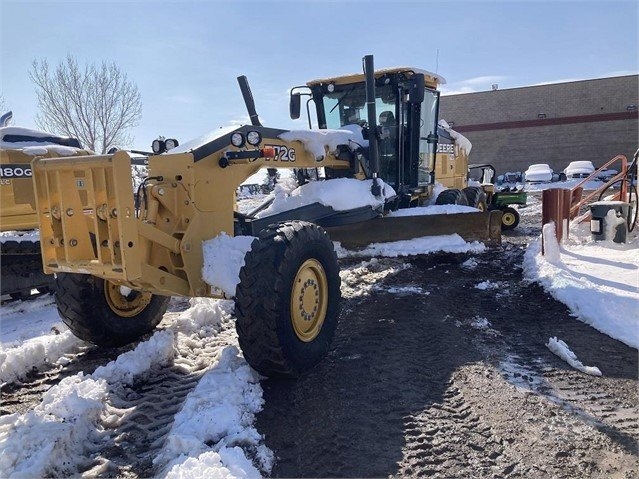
29;55;503;376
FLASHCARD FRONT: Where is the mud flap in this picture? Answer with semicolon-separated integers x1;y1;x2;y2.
325;210;502;249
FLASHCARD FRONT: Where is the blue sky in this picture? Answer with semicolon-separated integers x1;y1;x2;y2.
1;1;637;151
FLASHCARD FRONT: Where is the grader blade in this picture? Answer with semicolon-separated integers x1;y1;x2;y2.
325;210;502;249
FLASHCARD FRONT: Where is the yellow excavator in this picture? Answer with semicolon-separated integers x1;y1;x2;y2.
22;55;500;376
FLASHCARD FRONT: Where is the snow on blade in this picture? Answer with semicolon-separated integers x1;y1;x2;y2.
524;233;639;349
256;177;395;219
0;330;175;477
202;233;256;297
546;337;602;376
387;205;479;217
334;234;486;259
155;346;273;478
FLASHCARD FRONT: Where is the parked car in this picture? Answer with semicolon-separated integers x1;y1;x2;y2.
563;161;595;179
524;163;554;183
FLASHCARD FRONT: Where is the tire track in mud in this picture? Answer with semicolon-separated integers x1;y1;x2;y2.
0;298;192;418
465;246;639;450
259;235;637;478
79;308;244;478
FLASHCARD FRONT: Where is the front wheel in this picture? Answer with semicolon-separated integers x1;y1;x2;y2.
501;206;520;230
235;221;341;377
55;273;170;347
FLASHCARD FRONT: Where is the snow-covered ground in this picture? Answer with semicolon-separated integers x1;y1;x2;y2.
1;176;637;476
524;218;639;349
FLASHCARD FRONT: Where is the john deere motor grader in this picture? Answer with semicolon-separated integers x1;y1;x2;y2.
29;56;500;377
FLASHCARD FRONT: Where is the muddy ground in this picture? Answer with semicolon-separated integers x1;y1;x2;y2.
257;204;638;478
1;197;637;478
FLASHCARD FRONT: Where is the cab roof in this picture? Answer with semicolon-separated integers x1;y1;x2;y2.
307;67;446;89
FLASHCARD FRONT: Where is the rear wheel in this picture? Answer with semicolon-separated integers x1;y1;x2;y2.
235;221;341;377
501;207;520;230
462;187;488;211
55;273;169;347
435;188;469;206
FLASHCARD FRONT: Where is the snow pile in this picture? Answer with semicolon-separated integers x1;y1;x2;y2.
0;331;81;384
256;177;395;219
461;257;479;269
1;296;83;384
474;280;500;290
524;225;639;348
202;233;256;297
0;331;175;477
155;346;273;478
335;234;486;259
546;337;602;376
279;124;367;161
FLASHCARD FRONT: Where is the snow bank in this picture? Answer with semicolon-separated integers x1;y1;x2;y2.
524;229;639;349
279;125;367;160
546;337;602;376
0;331;81;384
256;177;395;219
335;234;486;259
1;296;83;384
202;233;256;297
0;330;175;477
155;346;273;478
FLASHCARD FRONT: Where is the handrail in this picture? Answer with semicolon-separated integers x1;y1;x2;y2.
569;154;628;217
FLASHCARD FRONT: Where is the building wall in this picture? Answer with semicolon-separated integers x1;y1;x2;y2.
439;75;638;174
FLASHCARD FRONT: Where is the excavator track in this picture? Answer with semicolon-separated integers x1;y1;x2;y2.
0;234;54;300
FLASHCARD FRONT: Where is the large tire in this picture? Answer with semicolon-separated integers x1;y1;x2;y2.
435;188;469;206
235;221;341;377
500;206;520;230
462;186;488;211
55;273;170;347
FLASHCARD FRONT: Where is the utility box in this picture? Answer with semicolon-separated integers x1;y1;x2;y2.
589;201;630;243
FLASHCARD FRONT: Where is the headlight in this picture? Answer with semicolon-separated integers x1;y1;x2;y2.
327;83;335;93
246;131;262;146
231;133;245;148
165;138;179;151
152;139;165;154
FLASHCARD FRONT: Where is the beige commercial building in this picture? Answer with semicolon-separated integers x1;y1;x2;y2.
439;75;638;175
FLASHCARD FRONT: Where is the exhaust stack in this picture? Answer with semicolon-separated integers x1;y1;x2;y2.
363;55;381;197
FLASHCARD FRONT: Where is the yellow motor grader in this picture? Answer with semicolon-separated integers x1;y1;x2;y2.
25;55;500;377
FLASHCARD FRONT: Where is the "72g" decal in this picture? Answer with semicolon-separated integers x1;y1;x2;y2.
266;145;296;162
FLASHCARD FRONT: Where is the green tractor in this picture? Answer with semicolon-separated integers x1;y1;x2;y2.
469;163;527;230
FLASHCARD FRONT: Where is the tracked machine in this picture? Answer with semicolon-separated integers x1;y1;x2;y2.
28;56;501;376
0;114;94;299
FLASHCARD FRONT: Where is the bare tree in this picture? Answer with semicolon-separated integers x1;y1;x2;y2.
30;55;141;153
0;94;6;113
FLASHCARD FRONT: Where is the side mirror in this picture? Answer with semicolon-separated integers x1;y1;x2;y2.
290;93;301;120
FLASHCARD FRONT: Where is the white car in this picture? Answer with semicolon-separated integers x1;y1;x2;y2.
564;161;595;179
524;163;554;183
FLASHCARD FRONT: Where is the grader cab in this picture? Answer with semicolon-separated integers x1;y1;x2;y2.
29;55;500;377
